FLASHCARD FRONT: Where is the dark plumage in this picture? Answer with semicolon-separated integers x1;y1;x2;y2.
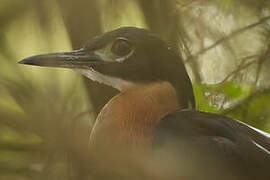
85;27;195;109
19;27;270;180
154;110;270;179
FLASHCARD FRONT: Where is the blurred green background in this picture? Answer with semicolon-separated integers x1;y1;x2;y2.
0;0;270;179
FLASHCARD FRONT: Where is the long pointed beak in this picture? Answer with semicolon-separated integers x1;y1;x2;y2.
18;49;104;68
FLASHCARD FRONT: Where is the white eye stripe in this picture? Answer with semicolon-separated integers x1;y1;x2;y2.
95;51;114;62
94;37;134;63
115;48;134;63
73;68;136;91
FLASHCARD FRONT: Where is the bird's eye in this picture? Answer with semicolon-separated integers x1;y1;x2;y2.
111;38;132;57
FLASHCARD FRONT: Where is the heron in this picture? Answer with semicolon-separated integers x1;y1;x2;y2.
19;27;270;180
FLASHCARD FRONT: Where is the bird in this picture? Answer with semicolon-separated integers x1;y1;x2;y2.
19;27;270;180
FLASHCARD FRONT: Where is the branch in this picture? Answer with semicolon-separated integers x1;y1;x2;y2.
221;88;270;115
176;0;198;9
186;15;270;62
254;33;270;85
219;55;258;84
0;142;45;152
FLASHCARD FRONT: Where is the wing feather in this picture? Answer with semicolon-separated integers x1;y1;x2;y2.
152;110;270;180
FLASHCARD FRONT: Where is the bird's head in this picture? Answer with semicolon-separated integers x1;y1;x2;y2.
19;27;195;109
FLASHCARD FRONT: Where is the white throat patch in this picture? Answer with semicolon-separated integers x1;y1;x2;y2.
74;68;135;92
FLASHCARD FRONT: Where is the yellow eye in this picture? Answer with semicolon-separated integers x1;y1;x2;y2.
111;38;132;57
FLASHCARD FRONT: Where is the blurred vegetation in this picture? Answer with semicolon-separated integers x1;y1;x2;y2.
0;0;269;179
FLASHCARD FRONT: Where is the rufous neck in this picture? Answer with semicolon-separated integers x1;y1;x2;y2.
89;81;180;149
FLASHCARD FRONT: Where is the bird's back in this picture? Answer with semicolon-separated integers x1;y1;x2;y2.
153;110;270;180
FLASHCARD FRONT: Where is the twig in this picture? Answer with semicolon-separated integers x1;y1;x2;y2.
219;56;258;84
203;55;258;106
254;33;270;85
186;15;270;62
0;142;44;152
221;88;270;115
176;0;198;9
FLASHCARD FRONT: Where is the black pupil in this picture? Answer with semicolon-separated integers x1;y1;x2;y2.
112;39;132;56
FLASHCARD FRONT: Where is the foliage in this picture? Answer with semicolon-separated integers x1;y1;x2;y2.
0;0;269;179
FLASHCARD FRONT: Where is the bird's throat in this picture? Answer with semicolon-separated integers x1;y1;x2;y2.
89;81;179;150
